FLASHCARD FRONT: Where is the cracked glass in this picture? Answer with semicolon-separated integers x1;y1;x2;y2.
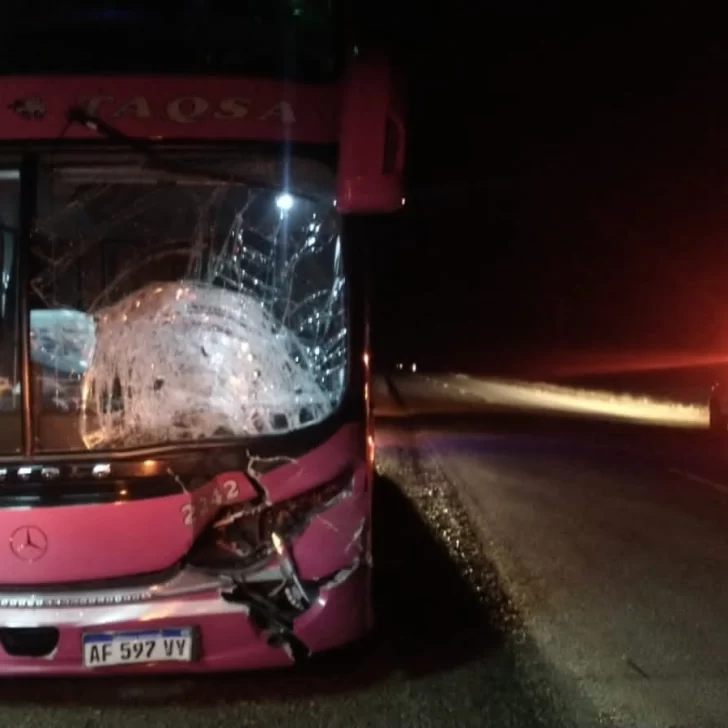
29;152;347;452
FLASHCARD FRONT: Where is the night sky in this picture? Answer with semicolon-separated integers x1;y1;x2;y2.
7;3;728;374
369;7;728;371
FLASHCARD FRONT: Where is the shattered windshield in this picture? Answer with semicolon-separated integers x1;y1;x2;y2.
28;152;346;452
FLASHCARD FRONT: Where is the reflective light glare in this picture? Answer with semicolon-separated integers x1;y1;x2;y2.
367;433;375;464
429;375;707;429
271;531;284;555
411;363;417;373
275;193;294;211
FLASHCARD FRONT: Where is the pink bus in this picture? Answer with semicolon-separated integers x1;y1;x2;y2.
0;3;405;673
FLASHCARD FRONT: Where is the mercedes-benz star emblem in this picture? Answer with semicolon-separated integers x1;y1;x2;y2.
9;526;48;562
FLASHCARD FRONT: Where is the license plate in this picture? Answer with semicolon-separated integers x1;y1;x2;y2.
82;628;196;668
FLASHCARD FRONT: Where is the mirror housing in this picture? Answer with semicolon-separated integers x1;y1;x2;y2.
336;53;406;214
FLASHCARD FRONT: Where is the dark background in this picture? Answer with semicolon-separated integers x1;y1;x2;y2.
368;6;728;372
7;3;728;374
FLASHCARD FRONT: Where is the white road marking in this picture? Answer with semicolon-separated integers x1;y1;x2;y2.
667;468;728;495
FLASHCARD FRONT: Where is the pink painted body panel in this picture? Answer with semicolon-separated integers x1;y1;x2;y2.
292;469;369;580
0;494;190;584
0;567;370;675
0;75;339;142
335;54;406;214
258;424;364;502
0;424;364;585
0;423;373;673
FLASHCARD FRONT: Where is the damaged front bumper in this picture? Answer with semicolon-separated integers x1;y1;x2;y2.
0;547;370;674
0;425;373;674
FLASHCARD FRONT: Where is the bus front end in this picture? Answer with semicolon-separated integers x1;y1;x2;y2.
0;22;405;673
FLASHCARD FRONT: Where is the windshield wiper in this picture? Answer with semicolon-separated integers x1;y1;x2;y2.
65;106;278;188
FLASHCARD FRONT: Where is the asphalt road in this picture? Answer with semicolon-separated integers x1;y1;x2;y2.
378;373;728;727
2;372;726;726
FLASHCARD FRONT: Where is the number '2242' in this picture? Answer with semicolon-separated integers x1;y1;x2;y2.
180;479;240;526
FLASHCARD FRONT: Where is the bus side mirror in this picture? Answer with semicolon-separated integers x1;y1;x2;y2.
336;53;406;214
